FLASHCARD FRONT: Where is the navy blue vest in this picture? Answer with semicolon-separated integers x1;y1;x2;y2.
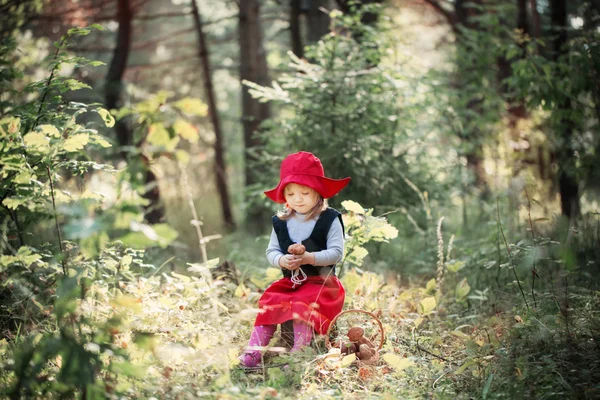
272;208;344;278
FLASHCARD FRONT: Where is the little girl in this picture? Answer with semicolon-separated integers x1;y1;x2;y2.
240;151;351;368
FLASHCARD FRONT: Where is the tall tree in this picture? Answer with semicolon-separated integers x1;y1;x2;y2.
424;0;493;199
239;0;271;231
290;0;304;58
192;0;235;229
550;0;580;219
105;0;133;153
104;0;165;224
306;0;332;44
289;0;334;60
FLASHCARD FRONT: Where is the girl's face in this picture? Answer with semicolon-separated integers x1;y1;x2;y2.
284;183;319;214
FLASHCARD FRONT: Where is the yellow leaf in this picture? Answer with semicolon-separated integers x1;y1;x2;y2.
173;119;198;143
110;295;142;314
341;269;362;301
39;124;60;138
348;246;368;262
97;108;115;127
383;353;414;371
229;348;240;368
147;123;170;147
426;278;436;292
194;335;211;350
90;134;112;148
234;283;251;298
24;131;49;152
175;150;190;164
450;330;470;340
341;200;365;214
371;223;399;240
419;296;437;315
341;353;356;367
0;117;21;136
174;97;208;116
14;171;32;184
2;198;26;210
63;133;90;152
266;267;281;281
455;278;471;301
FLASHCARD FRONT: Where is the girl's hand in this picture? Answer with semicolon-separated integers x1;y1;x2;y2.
279;255;300;270
287;252;315;269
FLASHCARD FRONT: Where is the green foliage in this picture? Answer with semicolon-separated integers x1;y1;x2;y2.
113;90;208;195
338;200;398;276
245;5;432;212
0;27;182;398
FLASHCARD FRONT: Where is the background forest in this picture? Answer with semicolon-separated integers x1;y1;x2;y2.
1;0;599;398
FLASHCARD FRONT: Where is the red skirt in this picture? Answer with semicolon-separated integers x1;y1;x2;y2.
254;275;345;335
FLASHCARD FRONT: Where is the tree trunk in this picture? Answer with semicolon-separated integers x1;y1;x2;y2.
191;0;236;230
455;0;489;199
550;0;580;219
498;0;528;128
306;0;331;44
141;162;164;224
529;0;541;47
104;0;164;224
104;0;133;154
239;0;271;231
290;0;304;58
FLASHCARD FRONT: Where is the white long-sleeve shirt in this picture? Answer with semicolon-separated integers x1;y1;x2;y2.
266;212;344;268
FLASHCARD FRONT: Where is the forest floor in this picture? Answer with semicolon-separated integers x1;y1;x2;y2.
71;266;524;399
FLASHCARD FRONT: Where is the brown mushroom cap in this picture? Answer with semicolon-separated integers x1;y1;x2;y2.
287;244;306;255
347;327;365;342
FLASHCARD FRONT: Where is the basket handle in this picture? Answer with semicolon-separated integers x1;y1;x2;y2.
325;309;385;351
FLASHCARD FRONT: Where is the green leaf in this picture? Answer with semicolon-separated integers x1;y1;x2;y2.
96;108;115;127
133;332;157;351
63;133;90;152
110;361;145;378
447;260;466;273
482;373;494;399
419;296;437;314
455;278;471;301
173;97;208;116
119;223;179;249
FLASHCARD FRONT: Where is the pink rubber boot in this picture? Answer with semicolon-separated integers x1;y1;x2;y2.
290;320;313;352
240;324;276;367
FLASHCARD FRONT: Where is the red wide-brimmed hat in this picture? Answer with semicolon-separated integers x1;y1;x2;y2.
264;151;351;203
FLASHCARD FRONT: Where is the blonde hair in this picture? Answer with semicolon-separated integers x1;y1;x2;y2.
277;197;328;221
